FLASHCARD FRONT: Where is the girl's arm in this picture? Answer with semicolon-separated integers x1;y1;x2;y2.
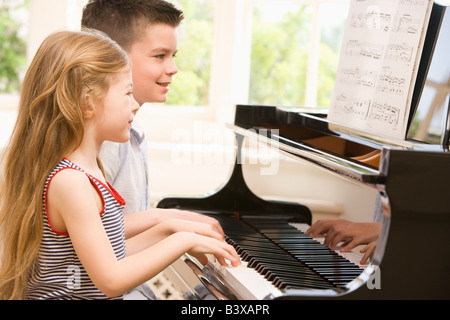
47;169;239;298
124;218;225;256
123;208;225;239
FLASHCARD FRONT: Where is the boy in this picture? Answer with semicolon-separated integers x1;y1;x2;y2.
81;0;224;239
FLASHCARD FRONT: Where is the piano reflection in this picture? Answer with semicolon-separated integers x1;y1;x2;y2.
157;2;450;300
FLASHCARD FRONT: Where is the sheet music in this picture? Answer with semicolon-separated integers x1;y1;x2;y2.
328;0;433;140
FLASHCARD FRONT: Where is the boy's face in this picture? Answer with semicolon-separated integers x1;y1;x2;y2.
127;24;179;106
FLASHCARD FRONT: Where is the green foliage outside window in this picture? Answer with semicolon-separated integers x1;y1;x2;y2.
167;1;345;108
250;5;311;107
166;0;214;106
250;4;344;108
0;0;28;93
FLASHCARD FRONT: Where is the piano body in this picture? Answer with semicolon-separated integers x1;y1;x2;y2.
157;2;450;300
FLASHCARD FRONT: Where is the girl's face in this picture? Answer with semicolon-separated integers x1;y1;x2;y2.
95;67;139;144
127;23;179;105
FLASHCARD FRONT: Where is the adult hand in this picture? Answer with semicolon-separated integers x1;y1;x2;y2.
306;219;381;252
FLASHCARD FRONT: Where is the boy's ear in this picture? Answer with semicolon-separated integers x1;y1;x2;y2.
82;94;95;119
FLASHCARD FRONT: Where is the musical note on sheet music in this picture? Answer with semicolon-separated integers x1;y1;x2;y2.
333;94;401;130
344;40;384;60
384;43;414;63
395;13;421;34
341;68;378;88
376;71;407;95
369;101;400;127
334;94;371;119
328;0;433;139
349;11;392;32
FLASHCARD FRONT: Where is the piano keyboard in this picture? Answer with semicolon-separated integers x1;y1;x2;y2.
203;215;366;300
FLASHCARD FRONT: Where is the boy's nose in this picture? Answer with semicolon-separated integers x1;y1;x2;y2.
167;58;178;76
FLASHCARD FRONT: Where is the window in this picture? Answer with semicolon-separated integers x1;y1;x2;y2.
165;0;215;107
0;0;28;94
0;0;29;148
1;0;351;146
249;0;349;108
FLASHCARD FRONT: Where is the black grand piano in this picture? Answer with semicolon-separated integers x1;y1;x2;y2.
157;2;450;300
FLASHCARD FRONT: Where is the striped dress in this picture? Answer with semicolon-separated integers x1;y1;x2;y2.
27;159;127;300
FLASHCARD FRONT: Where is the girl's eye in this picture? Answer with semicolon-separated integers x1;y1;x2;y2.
127;91;133;96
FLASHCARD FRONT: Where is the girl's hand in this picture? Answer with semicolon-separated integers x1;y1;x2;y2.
179;232;241;267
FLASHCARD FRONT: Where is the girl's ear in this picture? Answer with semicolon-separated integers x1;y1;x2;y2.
82;94;95;119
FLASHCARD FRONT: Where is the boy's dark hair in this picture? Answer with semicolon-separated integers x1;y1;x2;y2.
81;0;184;51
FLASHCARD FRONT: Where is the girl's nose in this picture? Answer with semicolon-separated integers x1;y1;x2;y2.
131;94;140;112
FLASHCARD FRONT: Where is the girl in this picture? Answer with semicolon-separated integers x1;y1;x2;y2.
0;30;239;300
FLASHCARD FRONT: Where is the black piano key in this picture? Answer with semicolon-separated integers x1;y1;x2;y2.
234;244;283;254
311;264;363;269
242;251;291;263
266;270;325;283
305;261;360;267
298;257;348;264
248;257;303;269
277;243;325;250
287;246;334;251
314;267;363;272
315;272;364;278
254;262;311;276
277;278;334;290
232;240;281;249
291;251;342;257
292;253;345;258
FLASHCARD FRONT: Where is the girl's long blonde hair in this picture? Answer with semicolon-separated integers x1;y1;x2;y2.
0;30;129;299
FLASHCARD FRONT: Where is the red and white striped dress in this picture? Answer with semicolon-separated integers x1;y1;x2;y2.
27;158;126;300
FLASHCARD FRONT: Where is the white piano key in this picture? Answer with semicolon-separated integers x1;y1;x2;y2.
206;256;283;300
